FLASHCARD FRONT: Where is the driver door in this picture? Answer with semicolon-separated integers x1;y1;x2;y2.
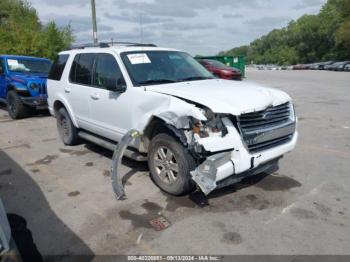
88;53;131;141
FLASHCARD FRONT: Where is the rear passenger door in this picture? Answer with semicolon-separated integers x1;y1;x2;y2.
67;53;96;130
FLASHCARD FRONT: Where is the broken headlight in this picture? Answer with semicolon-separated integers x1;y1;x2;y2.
191;109;228;138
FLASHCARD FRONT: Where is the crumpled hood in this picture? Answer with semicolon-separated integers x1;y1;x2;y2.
145;79;291;115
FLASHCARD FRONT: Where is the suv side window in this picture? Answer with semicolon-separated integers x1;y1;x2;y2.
49;54;69;80
70;53;95;85
93;53;124;89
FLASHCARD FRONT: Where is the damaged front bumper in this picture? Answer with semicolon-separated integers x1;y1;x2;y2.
191;131;298;195
21;96;48;110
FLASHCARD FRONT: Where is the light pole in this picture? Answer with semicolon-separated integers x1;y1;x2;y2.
91;0;98;45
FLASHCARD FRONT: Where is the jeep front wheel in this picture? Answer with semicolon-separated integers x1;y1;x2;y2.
6;90;28;119
148;133;196;195
56;107;80;145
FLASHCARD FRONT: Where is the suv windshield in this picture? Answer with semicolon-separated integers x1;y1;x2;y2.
7;58;51;74
120;51;214;86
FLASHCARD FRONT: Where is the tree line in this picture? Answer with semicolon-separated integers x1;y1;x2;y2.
219;0;350;65
0;0;74;61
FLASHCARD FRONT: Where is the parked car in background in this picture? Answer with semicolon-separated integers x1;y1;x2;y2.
332;61;350;71
0;55;51;119
304;63;316;70
310;63;322;70
344;64;350;72
197;59;242;80
266;64;280;70
318;61;334;70
327;61;347;71
293;64;308;70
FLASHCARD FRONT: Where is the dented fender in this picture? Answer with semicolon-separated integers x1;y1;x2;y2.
134;93;207;133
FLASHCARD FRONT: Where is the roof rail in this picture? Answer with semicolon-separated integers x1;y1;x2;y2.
69;42;157;50
69;43;107;50
101;41;157;47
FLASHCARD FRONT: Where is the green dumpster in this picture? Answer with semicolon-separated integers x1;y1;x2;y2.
197;55;246;77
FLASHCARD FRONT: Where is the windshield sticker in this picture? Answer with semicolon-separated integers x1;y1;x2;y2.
127;53;151;65
7;59;19;67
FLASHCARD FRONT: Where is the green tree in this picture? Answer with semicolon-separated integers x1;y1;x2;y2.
219;0;350;65
0;0;74;60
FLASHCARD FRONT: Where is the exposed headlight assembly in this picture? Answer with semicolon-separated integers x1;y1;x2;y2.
191;108;228;138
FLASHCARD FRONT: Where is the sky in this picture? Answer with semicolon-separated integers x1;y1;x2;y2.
29;0;327;55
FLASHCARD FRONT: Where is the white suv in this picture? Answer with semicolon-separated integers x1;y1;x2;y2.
47;43;298;195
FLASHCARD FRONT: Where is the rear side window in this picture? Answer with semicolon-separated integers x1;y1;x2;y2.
69;53;95;85
48;54;69;80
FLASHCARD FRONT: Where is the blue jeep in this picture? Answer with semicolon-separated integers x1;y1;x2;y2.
0;55;51;119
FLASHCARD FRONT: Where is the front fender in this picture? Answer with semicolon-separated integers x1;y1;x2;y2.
135;93;207;133
7;82;28;94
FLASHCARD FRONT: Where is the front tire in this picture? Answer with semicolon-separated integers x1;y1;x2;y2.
6;90;28;119
56;107;80;145
148;133;196;195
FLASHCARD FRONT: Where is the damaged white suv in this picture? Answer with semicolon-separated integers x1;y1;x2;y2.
47;43;298;196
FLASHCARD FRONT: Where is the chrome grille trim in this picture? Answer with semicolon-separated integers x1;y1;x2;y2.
238;102;291;131
237;102;295;153
248;135;293;153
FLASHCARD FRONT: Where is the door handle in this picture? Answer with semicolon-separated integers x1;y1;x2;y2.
64;87;71;93
90;93;100;100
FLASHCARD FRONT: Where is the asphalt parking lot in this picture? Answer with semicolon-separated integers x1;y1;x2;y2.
0;70;350;257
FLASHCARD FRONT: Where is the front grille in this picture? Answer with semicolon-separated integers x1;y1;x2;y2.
40;83;47;94
238;102;291;131
248;135;293;153
238;102;295;153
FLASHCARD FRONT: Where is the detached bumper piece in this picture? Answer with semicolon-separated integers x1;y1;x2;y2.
191;150;282;195
110;130;141;200
20;97;48;110
191;152;234;195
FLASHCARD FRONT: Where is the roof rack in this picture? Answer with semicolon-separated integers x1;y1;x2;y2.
69;43;105;50
69;42;157;50
102;41;157;47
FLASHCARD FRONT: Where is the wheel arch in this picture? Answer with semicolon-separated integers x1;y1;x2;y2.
53;99;79;128
142;116;188;152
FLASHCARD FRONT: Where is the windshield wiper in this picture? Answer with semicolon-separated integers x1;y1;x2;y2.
138;79;177;86
179;76;213;82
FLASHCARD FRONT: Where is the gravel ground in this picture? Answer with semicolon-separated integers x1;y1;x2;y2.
0;70;349;258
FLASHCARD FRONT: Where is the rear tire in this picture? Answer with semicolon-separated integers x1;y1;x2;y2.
6;90;28;119
148;133;196;195
56;107;80;145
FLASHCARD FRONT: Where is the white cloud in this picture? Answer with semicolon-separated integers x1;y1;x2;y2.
29;0;327;55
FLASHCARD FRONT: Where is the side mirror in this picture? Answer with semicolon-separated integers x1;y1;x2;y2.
113;84;127;93
106;78;127;93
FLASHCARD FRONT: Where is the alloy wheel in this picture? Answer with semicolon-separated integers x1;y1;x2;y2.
153;146;179;184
